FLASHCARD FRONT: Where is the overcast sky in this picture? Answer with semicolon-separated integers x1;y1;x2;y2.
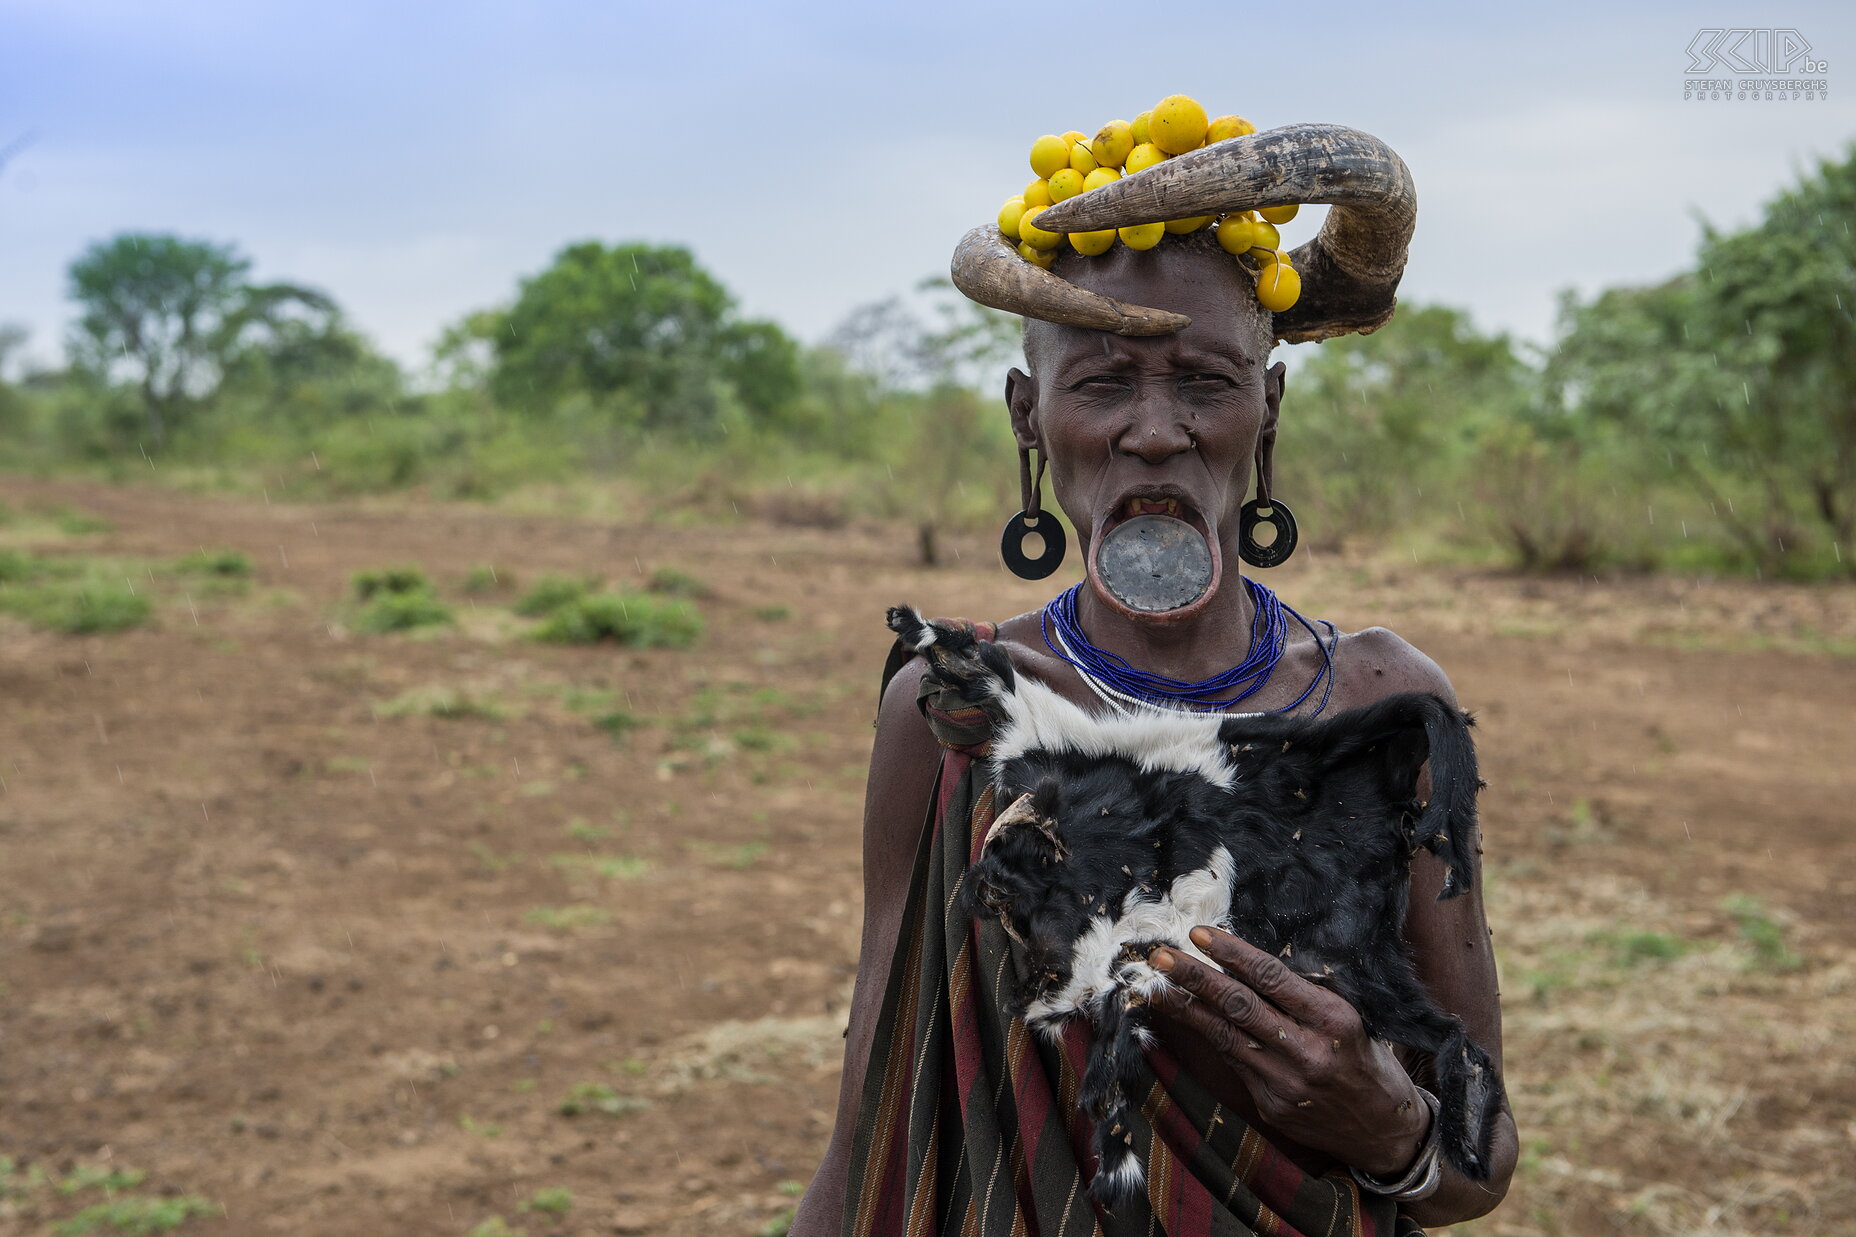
3;1;1852;377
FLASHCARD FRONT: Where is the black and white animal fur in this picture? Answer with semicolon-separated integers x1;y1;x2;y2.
888;606;1503;1209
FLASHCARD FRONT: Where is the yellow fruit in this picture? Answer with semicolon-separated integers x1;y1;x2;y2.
1047;167;1085;201
1216;215;1256;254
1259;204;1299;225
1019;241;1056;269
1019;206;1062;251
1250;220;1280;250
1165;214;1214;234
1149;94;1209;154
1023;179;1053;208
1090;120;1134;168
1068;141;1099;174
1069;228;1116;256
999;197;1027;240
1255;261;1301;312
1030;134;1070;179
1118;221;1166;250
1206;114;1257;143
1082;166;1121;192
1130;111;1152;145
1061;129;1088;144
1247;246;1279;265
1124;142;1167;174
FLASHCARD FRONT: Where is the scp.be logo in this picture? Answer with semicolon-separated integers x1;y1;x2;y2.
1685;29;1827;74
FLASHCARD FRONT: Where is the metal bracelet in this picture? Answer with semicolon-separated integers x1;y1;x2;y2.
1349;1086;1442;1202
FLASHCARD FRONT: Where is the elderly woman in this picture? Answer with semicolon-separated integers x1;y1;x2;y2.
794;123;1517;1236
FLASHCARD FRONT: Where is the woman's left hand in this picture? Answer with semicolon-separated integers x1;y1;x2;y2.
1148;926;1429;1179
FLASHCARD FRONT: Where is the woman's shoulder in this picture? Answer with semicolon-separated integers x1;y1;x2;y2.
1328;623;1459;710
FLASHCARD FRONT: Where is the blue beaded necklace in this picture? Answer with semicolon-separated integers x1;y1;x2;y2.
1040;579;1338;715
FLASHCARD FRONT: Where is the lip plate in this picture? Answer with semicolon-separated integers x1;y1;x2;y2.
1087;485;1222;625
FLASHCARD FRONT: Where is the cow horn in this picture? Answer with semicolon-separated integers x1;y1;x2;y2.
949;225;1193;337
955;123;1416;344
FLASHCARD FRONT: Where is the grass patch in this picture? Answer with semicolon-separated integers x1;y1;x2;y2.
647;565;710;598
1721;894;1805;972
752;603;791;622
760;1208;797;1237
54;507;114;535
463;563;510;593
351;565;432;600
467;1219;521;1237
1590;929;1690;967
59;1166;148;1195
172;548;251;578
531;591;702;648
53;1195;217;1234
354;589;453;634
563;817;610;843
557;1081;650;1117
513;573;595;617
518;1187;573;1217
524;904;610;932
550;853;651;880
687;839;768;870
374;683;510;720
0;574;150;634
594;709;644;740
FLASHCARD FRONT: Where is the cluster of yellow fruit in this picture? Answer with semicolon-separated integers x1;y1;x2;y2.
996;95;1303;313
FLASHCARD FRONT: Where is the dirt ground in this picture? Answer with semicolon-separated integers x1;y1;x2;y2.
2;475;1852;1237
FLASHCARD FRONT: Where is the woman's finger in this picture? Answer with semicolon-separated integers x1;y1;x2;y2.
1149;946;1306;1053
1189;926;1356;1035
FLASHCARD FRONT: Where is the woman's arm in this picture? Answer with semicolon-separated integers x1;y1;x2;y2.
789;657;944;1237
1364;627;1518;1225
1148;630;1517;1225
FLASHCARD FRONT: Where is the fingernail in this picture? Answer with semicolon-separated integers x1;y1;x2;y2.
1189;926;1213;949
1149;947;1174;972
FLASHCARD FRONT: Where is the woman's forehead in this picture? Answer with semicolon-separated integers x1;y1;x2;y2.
1024;238;1273;376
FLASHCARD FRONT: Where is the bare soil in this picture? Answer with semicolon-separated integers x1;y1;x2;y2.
2;476;1852;1237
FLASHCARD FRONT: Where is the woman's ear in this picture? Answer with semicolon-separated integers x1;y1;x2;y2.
1005;367;1040;451
1257;361;1286;496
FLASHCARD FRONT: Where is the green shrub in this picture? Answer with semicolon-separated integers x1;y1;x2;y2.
354;590;453;634
173;548;252;577
350;565;432;600
532;591;701;648
514;574;593;617
0;578;150;634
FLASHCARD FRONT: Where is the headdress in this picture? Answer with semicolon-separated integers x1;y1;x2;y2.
951;103;1416;344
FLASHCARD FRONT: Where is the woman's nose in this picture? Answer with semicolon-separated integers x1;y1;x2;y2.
1115;400;1196;464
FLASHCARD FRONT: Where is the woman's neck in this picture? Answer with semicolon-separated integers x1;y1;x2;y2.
1073;569;1260;685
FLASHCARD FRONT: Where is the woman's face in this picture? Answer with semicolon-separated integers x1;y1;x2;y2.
1008;241;1285;586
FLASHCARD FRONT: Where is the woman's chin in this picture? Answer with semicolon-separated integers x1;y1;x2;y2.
1086;499;1224;625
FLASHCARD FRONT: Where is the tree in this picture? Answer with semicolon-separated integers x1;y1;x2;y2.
478;241;799;434
1551;145;1856;575
828;279;1020;565
67;233;337;446
1276;303;1535;549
